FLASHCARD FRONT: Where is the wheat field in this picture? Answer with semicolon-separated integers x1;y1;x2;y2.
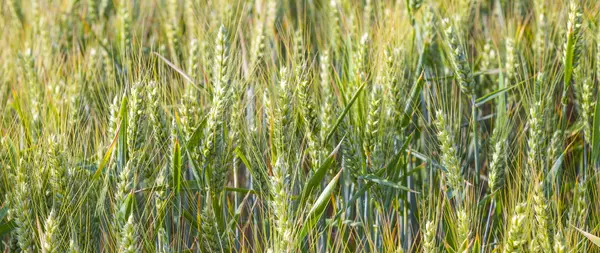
0;0;600;252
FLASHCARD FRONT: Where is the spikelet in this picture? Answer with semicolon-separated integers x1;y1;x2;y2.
127;82;144;157
88;0;97;21
213;25;230;94
118;214;138;253
108;95;120;140
565;0;583;68
422;220;437;253
185;0;197;38
422;8;436;47
562;0;582;95
200;206;221;252
114;160;133;229
580;77;594;142
119;0;131;55
553;230;567;253
274;67;291;157
10;159;35;253
37;8;51;64
157;227;170;253
530;183;551;252
249;19;266;74
527;100;543;176
504;203;527;253
30;0;40;32
341;121;360;177
43;209;59;253
533;0;547;57
570;182;587;226
147;82;166;143
270;156;292;251
435;110;462;192
102;39;115;83
505;38;518;82
202;67;228;161
165;0;180;59
20;49;41;127
384;47;401;126
86;48;99;80
456;209;471;253
187;39;200;81
488;129;505;193
443;19;473;95
229;79;245;194
202;25;231;196
298;76;320;167
48;135;67;205
383;47;405;130
200;37;213;85
319;51;334;144
328;0;342;49
293;29;306;80
98;0;110;18
353;34;369;85
363;81;382;168
68;238;81;253
479;40;496;87
422;9;441;70
293;32;318;166
547;130;562;166
265;0;277;36
181;82;199;141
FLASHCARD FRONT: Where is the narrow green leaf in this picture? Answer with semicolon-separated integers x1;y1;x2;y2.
297;169;343;242
234;148;251;171
400;73;424;128
153;52;200;88
0;220;15;236
573;226;600;248
563;33;576;90
360;174;418;193
185;115;208;150
408;149;446;172
326;81;367;142
328;181;374;225
386;132;413;180
496;56;506;120
227;192;252;234
93;125;119;180
117;95;129;170
299;139;343;206
225;187;257;195
182;209;200;231
172;139;182;195
548;152;565;184
0;207;7;221
475;84;516;107
592;90;600;165
120;192;135;221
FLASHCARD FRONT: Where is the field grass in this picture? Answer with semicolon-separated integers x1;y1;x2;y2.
1;0;600;252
